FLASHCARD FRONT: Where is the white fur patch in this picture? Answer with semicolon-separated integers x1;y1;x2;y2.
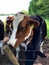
40;41;44;53
13;12;25;29
40;41;44;47
7;38;17;47
25;27;32;40
7;12;25;47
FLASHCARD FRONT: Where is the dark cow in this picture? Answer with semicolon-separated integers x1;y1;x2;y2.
0;20;4;52
25;15;47;65
4;12;47;65
0;20;4;40
18;15;47;65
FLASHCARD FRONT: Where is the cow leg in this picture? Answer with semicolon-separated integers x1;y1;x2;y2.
16;43;28;65
16;45;26;65
19;45;26;65
25;50;37;65
2;45;20;65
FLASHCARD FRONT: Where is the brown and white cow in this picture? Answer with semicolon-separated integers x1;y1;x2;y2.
4;12;39;62
7;12;39;48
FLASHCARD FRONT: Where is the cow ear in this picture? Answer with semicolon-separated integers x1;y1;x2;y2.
24;16;40;28
28;17;40;28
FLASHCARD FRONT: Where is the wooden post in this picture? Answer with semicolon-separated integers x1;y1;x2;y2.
2;45;20;65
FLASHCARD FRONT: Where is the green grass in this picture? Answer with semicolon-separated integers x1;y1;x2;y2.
45;19;49;39
3;20;6;31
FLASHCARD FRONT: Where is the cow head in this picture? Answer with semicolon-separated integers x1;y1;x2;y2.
6;16;14;25
6;16;14;35
7;12;40;48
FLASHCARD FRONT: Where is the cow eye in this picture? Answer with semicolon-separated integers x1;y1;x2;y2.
20;27;25;31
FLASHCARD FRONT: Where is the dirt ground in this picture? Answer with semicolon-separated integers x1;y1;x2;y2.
34;39;49;65
0;39;49;65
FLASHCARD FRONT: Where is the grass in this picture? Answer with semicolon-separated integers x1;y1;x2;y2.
3;20;6;31
45;19;49;39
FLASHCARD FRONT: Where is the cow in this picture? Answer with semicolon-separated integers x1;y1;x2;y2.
0;20;4;40
0;20;4;54
25;15;47;65
3;12;47;65
6;16;14;37
30;15;47;53
5;16;17;56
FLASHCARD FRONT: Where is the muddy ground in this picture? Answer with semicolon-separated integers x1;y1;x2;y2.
0;39;49;65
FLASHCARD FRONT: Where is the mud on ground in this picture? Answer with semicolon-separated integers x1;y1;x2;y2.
0;39;49;65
